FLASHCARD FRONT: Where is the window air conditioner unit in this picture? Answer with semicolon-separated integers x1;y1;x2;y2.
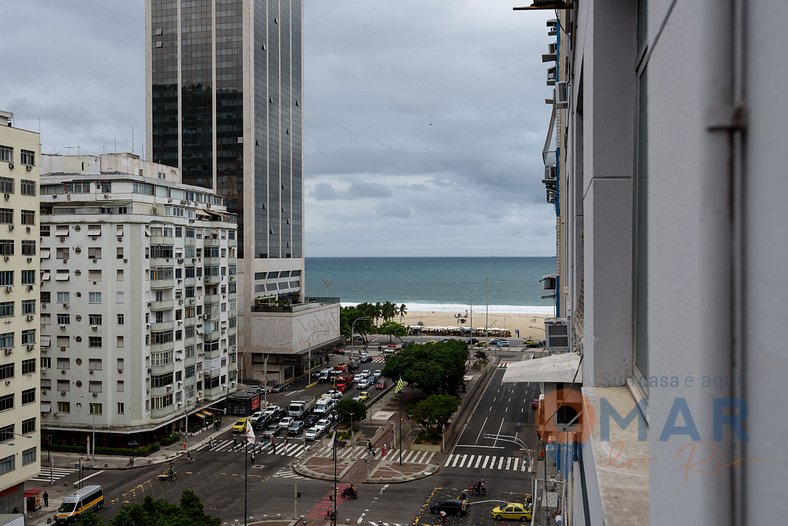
545;318;570;350
7;225;12;232
60;346;67;351
26;165;32;171
92;392;98;397
3;194;8;200
540;274;557;292
25;226;31;233
89;369;94;375
26;314;34;321
63;303;69;309
3;256;8;262
91;325;98;331
59;325;66;330
7;163;13;170
26;257;32;263
3;348;12;355
5;286;12;292
118;369;123;373
544;165;557;182
26;344;35;351
61;391;66;396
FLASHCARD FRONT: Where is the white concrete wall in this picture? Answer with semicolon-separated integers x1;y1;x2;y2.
249;302;339;355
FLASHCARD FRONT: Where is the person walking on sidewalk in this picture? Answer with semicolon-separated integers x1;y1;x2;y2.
43;491;49;507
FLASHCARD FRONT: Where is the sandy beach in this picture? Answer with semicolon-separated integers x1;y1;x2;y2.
398;310;548;340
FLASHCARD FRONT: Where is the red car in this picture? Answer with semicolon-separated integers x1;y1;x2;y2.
375;380;386;390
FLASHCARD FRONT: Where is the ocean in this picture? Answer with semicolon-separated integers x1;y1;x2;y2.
305;257;556;314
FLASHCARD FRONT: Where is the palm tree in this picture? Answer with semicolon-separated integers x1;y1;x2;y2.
398;303;408;323
374;302;383;325
382;301;396;322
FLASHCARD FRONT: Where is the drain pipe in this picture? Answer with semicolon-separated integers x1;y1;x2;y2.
705;0;747;525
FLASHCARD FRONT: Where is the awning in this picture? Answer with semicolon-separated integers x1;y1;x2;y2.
193;412;207;420
41;402;52;413
199;410;213;418
501;352;582;384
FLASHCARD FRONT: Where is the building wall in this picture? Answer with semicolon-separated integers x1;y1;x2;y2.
39;155;237;443
0;114;40;511
249;303;339;355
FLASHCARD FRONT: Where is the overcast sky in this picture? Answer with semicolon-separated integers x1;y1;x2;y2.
1;1;554;257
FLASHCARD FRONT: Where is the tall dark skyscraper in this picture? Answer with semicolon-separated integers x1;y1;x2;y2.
146;0;304;285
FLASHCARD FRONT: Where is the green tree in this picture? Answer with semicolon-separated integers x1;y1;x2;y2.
336;399;367;428
379;321;407;343
99;491;220;526
382;340;469;395
398;303;408;323
374;302;383;324
410;394;461;437
340;306;373;339
381;301;397;322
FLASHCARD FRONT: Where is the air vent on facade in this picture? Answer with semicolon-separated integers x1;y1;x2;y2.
26;344;34;351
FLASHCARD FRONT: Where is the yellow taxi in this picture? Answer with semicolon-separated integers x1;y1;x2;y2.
231;417;249;433
357;391;370;402
490;502;532;521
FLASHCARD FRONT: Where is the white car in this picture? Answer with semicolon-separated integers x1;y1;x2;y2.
372;370;382;381
263;405;282;418
357;378;371;389
360;370;371;379
249;411;265;424
315;418;333;433
277;416;294;431
324;389;342;400
353;373;365;383
305;426;324;440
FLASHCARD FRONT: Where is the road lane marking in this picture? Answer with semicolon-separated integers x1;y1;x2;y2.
475;416;488;444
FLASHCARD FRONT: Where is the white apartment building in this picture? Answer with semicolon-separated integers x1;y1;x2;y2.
508;0;788;524
0;110;41;514
38;153;237;448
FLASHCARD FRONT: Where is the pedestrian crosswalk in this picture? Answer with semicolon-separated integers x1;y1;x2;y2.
29;467;78;483
498;362;511;368
371;356;386;363
193;439;310;457
443;453;531;473
272;466;308;480
310;445;435;465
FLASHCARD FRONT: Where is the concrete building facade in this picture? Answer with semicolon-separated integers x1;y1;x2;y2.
38;153;237;448
0;111;41;513
145;0;338;387
508;0;788;524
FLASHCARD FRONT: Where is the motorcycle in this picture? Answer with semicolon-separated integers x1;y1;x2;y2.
341;487;358;499
470;483;487;495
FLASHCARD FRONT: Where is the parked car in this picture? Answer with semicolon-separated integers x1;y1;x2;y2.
490;502;533;521
430;498;467;516
231;417;249;433
304;426;323;440
288;420;305;436
277;416;294;431
262;424;280;438
375;380;387;390
357;378;371;389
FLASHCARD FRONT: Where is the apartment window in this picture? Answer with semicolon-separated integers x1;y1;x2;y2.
22;300;35;315
88;337;102;348
56;314;70;325
87;247;101;259
57;292;70;304
87;225;101;236
0;363;12;379
57;402;70;413
55;270;70;281
21;330;35;344
21;388;35;404
89;314;102;325
56;336;68;348
88;270;101;283
21;210;35;225
0;271;11;286
0;177;13;193
0;302;12;318
0;209;12;224
21;240;36;256
117;380;124;392
20;180;36;196
88;358;102;371
22;359;35;374
40;271;50;283
0;455;15;475
116;292;124;304
20;150;35;166
22;447;36;466
21;417;35;434
117;336;124;348
56;358;70;370
88;381;102;393
0;145;11;163
117;314;124;325
634;0;649;380
0;332;13;348
117;269;124;281
40;379;50;390
56;247;69;260
0;394;13;412
89;403;102;415
117;402;125;414
22;239;36;256
88;292;102;304
57;380;70;392
117;358;124;369
40;357;51;369
0;424;13;443
0;240;13;255
21;270;35;285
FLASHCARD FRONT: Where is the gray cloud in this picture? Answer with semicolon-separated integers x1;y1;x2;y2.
1;1;555;257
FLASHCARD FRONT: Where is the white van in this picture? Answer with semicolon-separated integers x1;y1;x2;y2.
56;485;104;524
318;368;332;383
314;397;335;415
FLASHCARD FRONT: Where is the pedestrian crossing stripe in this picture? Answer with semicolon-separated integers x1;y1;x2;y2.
310;445;435;465
498;362;511;368
371;357;385;363
193;439;309;457
273;467;308;480
443;453;530;472
367;522;402;526
29;467;78;482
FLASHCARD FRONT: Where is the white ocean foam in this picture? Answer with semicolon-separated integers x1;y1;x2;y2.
340;302;555;316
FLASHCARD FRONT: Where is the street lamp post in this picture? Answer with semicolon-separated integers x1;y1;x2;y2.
485;277;490;344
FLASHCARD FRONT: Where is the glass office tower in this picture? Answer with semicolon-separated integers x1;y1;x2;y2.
146;0;304;273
